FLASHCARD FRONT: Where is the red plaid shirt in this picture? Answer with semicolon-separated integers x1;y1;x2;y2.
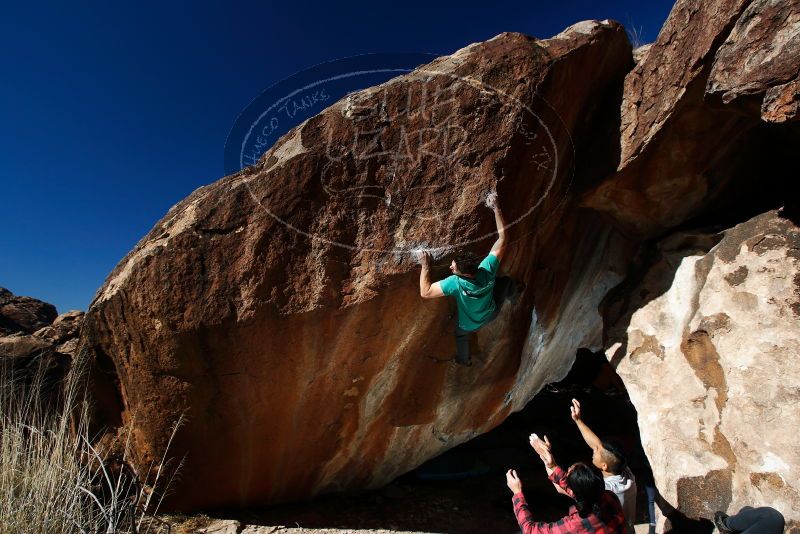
512;466;626;533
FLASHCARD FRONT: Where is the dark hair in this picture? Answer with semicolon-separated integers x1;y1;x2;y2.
453;251;481;277
600;441;627;475
567;463;605;518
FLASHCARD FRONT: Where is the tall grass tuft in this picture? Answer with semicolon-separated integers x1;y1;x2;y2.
626;15;646;49
0;348;182;533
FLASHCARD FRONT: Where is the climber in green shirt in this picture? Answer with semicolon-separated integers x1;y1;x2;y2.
418;191;519;366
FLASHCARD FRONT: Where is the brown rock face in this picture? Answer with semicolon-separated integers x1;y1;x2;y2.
617;0;751;167
584;0;800;238
604;210;800;528
82;23;633;510
706;0;800;108
0;286;57;335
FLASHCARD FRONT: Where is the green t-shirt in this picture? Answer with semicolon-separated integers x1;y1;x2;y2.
439;253;500;332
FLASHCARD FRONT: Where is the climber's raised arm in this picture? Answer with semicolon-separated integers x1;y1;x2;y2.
570;399;603;452
418;251;445;299
486;192;506;262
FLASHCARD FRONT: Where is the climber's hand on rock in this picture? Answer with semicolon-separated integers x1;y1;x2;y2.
417;250;431;269
485;191;498;210
570;398;582;421
506;469;522;494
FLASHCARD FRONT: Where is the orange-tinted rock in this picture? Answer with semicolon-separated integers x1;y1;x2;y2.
762;78;800;123
82;24;633;510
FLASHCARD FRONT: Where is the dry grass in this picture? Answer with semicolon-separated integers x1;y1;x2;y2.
625;16;647;49
0;349;181;533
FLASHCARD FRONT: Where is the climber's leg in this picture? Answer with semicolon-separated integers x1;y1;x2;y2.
454;325;472;366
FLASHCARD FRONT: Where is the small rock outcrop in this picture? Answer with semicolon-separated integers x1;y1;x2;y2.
0;288;84;362
0;288;85;409
0;286;57;335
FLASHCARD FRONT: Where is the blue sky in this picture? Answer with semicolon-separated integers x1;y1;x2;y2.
1;1;673;313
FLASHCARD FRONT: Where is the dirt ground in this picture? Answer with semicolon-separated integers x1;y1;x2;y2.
162;470;569;534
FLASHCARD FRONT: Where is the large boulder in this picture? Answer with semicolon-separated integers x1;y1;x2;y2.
604;210;800;529
82;23;634;509
584;0;799;238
